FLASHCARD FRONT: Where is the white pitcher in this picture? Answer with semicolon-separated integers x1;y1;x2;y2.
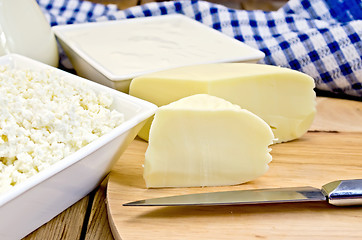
0;0;59;67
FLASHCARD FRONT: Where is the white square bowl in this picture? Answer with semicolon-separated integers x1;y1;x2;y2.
52;14;265;93
0;54;157;239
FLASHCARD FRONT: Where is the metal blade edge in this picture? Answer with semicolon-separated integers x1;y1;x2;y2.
123;186;327;206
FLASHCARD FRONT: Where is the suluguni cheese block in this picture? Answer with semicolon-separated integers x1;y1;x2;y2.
144;94;274;188
129;63;316;143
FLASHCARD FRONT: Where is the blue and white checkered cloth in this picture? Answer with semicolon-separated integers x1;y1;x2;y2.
37;0;362;99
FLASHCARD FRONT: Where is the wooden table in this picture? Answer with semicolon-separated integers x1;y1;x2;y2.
22;1;357;239
88;0;287;11
22;96;362;240
22;176;114;240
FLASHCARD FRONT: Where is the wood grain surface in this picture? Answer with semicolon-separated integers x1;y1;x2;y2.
84;178;114;240
21;1;288;239
88;0;287;10
311;97;362;132
106;97;362;240
22;197;89;240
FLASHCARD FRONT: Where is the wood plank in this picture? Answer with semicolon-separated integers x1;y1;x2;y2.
106;97;362;240
23;197;89;240
310;97;362;132
239;0;287;10
84;177;114;240
88;0;139;9
87;0;288;10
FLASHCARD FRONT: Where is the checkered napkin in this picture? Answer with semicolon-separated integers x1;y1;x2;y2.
37;0;362;99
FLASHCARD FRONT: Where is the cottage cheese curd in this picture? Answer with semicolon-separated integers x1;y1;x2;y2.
0;66;124;194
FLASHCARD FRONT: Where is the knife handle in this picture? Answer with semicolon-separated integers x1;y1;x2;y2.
321;179;362;206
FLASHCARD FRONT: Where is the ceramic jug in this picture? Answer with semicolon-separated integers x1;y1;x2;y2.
0;0;59;67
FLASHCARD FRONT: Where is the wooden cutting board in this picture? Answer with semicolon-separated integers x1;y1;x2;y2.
106;97;362;240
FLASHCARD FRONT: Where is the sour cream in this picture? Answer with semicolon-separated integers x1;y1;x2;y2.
61;15;263;77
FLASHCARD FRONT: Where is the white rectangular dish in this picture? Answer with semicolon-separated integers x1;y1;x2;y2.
52;14;265;93
0;54;157;239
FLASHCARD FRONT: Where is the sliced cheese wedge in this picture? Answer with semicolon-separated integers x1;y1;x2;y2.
144;94;274;188
129;63;316;143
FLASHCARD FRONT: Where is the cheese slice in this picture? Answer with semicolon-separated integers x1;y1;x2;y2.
144;94;274;188
129;63;316;143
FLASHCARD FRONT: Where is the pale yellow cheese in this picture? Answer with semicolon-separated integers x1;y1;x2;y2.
144;94;274;188
129;63;316;143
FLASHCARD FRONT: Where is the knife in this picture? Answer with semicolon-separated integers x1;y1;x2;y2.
123;179;362;207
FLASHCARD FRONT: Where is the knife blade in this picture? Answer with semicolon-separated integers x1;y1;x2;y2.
123;179;362;207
